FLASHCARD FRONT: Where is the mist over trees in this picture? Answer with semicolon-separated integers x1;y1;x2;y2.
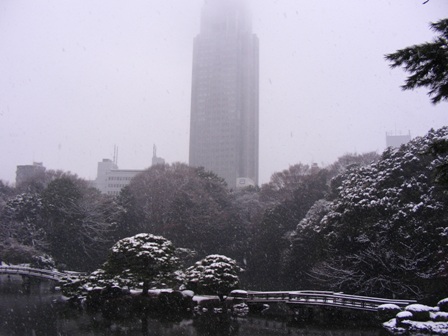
0;128;447;301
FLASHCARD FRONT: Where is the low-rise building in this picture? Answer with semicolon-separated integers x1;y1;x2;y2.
95;146;165;195
16;162;46;187
386;131;412;148
94;159;142;195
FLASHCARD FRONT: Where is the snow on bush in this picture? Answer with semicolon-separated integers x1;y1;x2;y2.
230;289;248;297
439;298;448;312
405;304;434;321
31;253;55;270
397;311;413;320
181;290;194;298
383;297;448;334
185;254;243;297
378;304;401;311
105;233;180;290
233;303;249;317
378;304;402;321
406;304;434;313
433;312;448;322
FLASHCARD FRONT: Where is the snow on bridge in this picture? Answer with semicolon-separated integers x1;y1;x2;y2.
0;265;83;283
0;266;418;313
233;290;417;312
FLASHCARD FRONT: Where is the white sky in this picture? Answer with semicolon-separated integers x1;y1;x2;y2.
0;0;446;185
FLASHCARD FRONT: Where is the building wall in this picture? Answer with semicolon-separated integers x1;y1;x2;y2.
95;159;142;195
95;150;165;195
189;0;259;188
103;169;142;196
16;162;46;186
386;131;412;148
95;159;118;193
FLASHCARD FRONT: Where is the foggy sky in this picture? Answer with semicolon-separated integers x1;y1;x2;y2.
0;0;446;185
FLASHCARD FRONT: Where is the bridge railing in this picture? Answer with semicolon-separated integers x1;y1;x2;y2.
243;290;416;311
0;265;82;282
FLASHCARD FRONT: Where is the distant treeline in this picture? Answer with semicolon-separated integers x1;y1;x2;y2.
1;127;447;303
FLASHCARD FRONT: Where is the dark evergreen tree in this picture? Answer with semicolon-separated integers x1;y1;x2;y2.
284;199;332;289
185;254;243;300
123;163;241;257
112;185;146;239
1;193;46;251
291;127;448;300
246;165;329;290
427;136;448;188
41;176;114;270
104;233;180;294
386;18;448;104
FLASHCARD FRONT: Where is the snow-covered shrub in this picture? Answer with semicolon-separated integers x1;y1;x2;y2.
230;289;248;298
184;254;243;299
433;312;448;322
438;298;448;312
232;303;249;317
405;304;433;321
181;290;194;298
0;239;41;265
104;233;180;292
30;254;55;270
397;311;413;320
83;268;137;290
377;303;402;321
396;310;414;327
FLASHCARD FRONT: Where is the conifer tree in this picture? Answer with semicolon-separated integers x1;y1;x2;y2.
385;18;448;104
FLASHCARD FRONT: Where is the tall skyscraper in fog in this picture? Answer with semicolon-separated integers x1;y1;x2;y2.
189;0;259;187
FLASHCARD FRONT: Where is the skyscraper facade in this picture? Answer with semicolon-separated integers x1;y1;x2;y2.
189;0;259;188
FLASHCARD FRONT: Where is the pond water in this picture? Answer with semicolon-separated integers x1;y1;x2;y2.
0;280;388;336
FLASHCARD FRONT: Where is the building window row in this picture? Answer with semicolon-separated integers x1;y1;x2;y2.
108;183;128;188
108;176;133;181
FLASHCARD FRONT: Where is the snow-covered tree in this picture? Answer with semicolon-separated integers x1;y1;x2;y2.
0;193;48;258
294;127;448;300
30;253;55;270
386;18;448;104
104;233;180;294
0;172;117;270
427;136;448;188
185;254;243;300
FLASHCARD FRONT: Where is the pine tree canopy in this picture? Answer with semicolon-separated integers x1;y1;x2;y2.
385;18;448;104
